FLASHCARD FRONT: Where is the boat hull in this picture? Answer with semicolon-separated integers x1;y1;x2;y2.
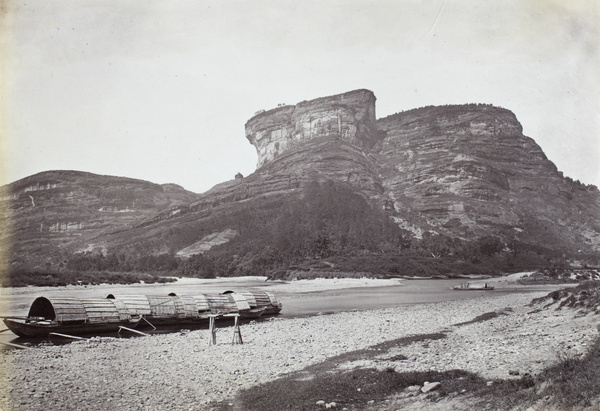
240;307;267;319
3;311;280;338
4;288;283;339
3;319;126;338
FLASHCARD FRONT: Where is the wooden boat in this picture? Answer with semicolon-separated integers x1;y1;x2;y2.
3;316;140;339
239;306;267;319
2;289;282;338
452;282;495;291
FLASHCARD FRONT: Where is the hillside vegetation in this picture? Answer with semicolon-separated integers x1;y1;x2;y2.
7;180;595;287
3;92;600;286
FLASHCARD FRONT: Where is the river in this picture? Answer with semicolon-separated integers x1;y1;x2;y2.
0;276;559;346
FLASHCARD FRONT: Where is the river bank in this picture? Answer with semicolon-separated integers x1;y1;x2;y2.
0;274;559;320
1;286;597;410
0;276;404;296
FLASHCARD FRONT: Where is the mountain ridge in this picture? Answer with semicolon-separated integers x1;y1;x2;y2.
2;89;599;279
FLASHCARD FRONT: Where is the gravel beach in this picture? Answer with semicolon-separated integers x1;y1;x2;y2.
1;287;597;410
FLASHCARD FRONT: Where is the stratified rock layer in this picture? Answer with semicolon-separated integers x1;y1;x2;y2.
239;93;599;251
0;171;200;264
375;105;600;247
3;89;599;269
246;89;379;168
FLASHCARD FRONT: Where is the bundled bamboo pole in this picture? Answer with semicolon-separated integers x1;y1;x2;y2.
231;314;243;345
208;315;218;345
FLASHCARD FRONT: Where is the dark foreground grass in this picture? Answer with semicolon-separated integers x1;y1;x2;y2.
453;307;512;327
219;330;534;411
212;294;600;411
539;338;600;409
215;333;486;410
225;336;600;411
454;336;599;410
232;367;484;411
472;337;600;410
224;327;546;411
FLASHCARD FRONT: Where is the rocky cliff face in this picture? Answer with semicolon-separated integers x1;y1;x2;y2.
376;104;553;204
137;92;599;260
375;105;600;249
3;90;599;273
239;93;599;252
0;171;200;268
246;89;380;168
142;90;383;224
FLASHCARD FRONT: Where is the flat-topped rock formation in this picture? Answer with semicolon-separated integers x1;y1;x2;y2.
2;90;599;273
246;89;380;168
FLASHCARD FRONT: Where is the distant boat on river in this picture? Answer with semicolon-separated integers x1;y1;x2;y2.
452;282;495;291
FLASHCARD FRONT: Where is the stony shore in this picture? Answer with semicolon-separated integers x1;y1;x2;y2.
0;287;598;410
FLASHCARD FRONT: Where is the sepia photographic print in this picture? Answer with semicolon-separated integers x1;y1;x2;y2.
1;1;599;410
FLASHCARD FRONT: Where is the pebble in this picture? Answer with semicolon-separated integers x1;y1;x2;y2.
421;382;441;393
0;292;596;411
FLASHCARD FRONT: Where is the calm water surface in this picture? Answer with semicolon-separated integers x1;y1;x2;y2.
277;279;550;317
0;278;558;344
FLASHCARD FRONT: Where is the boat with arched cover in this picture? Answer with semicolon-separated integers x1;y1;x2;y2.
2;290;282;338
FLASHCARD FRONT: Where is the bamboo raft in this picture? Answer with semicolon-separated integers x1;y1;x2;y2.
2;289;282;338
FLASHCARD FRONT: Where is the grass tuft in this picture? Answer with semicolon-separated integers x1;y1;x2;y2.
223;333;464;410
453;308;511;327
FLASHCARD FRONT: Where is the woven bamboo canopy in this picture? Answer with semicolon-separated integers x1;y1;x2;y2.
27;289;281;324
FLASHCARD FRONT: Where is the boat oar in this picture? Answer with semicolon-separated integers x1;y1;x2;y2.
118;326;149;336
49;332;86;340
0;341;30;349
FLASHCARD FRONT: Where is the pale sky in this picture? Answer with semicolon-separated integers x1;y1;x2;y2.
2;0;599;193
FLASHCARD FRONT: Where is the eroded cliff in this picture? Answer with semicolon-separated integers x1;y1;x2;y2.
0;171;200;266
123;91;600;256
375;104;600;248
246;89;380;168
4;90;599;274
